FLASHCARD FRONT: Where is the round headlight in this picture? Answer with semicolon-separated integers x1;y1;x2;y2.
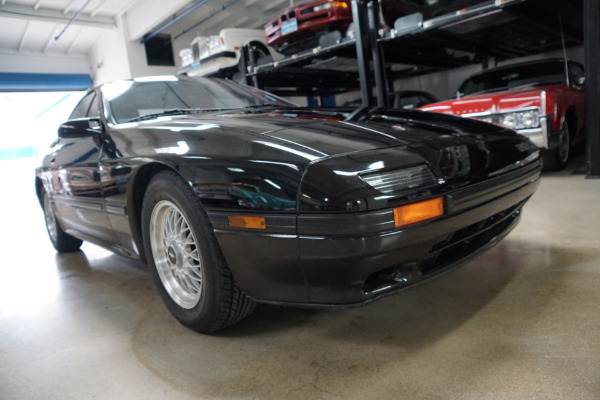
520;111;539;128
501;113;518;129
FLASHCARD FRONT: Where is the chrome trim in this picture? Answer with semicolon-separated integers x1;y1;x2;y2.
462;106;541;120
459;108;550;149
520;116;549;149
54;196;103;212
105;203;126;216
488;152;541;178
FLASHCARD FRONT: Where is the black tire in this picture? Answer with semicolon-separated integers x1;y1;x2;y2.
41;189;83;253
542;120;570;171
238;42;269;75
141;170;255;333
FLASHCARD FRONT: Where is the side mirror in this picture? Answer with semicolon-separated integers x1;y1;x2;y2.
577;76;586;86
58;118;104;138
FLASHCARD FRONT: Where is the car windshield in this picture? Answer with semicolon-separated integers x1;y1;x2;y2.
458;62;567;96
102;76;295;124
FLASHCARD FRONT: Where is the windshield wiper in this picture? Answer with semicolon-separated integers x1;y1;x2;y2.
126;104;292;122
242;103;290;111
126;108;236;123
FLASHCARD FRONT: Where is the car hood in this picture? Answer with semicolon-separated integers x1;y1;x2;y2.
420;86;559;116
112;108;539;213
131;107;513;161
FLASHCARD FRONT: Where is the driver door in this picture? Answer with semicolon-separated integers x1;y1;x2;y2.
50;91;117;244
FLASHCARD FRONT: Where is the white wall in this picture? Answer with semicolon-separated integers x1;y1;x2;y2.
0;50;90;75
89;15;179;85
88;19;132;85
125;0;192;41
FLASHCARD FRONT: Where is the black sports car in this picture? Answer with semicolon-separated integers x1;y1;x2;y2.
36;75;541;332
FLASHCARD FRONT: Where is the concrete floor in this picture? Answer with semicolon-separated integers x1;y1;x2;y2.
1;156;599;400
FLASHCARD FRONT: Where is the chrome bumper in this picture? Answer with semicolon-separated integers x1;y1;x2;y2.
515;115;550;149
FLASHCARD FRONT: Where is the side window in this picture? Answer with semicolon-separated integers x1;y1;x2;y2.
69;92;96;120
88;93;100;118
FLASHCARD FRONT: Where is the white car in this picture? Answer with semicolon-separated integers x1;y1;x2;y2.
179;28;280;77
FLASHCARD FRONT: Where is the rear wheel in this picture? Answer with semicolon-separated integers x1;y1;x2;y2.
542;120;570;171
141;171;255;333
42;189;83;252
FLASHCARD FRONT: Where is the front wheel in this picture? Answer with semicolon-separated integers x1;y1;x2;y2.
141;171;255;333
42;189;83;252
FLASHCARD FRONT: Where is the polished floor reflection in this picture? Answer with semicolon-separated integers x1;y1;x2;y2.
1;157;600;400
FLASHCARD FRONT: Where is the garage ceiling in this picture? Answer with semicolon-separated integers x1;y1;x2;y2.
0;0;129;55
0;0;584;64
0;0;289;57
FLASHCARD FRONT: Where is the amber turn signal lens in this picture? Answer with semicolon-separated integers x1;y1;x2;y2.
332;1;349;8
228;216;266;230
394;197;444;227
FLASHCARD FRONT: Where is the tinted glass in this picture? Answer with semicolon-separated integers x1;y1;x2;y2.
459;62;567;96
88;93;100;118
102;76;295;124
69;92;96;120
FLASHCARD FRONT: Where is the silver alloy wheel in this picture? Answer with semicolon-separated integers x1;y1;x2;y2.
44;194;58;243
149;200;204;309
557;122;570;163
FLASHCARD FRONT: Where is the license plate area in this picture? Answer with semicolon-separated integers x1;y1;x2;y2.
281;18;298;35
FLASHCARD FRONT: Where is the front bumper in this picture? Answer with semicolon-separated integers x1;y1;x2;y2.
184;51;238;77
514;115;552;150
465;112;552;150
265;8;352;51
209;161;541;307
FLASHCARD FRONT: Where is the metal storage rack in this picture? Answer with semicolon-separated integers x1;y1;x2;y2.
238;0;596;176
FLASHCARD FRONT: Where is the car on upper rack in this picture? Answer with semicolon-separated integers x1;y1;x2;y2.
36;75;542;333
179;28;280;79
264;0;495;55
264;0;353;55
420;58;586;170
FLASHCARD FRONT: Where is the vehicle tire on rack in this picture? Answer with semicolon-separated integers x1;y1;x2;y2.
238;42;270;75
141;170;255;333
542;120;570;171
41;189;83;253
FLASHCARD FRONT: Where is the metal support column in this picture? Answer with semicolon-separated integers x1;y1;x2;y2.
367;1;388;108
585;0;600;178
240;45;259;88
351;0;374;108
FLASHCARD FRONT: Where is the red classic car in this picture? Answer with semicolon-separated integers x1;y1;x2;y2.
264;0;353;55
420;59;586;170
